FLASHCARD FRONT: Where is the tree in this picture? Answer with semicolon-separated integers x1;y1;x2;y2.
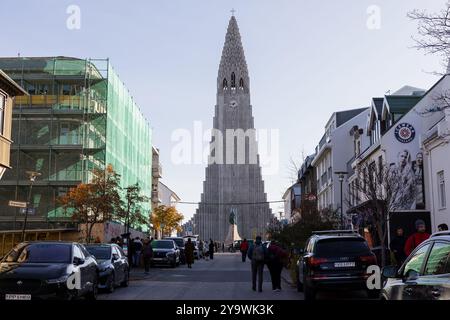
118;183;149;233
150;205;184;238
409;2;450;117
349;161;416;266
59;164;122;243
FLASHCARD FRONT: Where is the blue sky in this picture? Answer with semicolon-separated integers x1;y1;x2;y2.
3;0;447;221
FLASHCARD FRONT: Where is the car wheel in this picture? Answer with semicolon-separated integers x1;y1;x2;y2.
120;269;129;287
86;278;98;300
296;272;303;292
303;282;316;301
106;273;115;293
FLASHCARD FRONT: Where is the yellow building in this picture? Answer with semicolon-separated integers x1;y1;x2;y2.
0;70;27;180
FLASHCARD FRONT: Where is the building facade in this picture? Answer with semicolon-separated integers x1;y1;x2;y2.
311;107;369;218
0;70;27;180
194;16;274;241
0;57;152;231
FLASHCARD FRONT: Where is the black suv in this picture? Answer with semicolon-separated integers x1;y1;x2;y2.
296;230;378;300
0;241;98;300
381;231;450;300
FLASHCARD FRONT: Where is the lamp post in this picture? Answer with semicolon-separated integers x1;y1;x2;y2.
21;171;41;241
334;171;348;230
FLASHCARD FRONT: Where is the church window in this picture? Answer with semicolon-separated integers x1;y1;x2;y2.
239;78;244;90
231;72;236;88
223;78;228;90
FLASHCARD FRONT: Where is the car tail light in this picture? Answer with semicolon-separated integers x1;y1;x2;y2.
359;255;377;265
308;257;328;267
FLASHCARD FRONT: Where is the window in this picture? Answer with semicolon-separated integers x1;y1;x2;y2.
231;72;236;88
73;245;84;260
424;242;450;275
403;244;430;276
239;78;244;90
0;92;5;135
438;171;446;209
222;78;228;90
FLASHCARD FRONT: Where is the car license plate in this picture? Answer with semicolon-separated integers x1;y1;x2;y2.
334;262;355;268
5;294;31;300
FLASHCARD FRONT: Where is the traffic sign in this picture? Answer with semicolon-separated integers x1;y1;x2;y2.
19;208;36;215
8;201;27;208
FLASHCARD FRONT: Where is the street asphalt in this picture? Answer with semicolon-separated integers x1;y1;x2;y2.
99;252;369;300
99;252;301;300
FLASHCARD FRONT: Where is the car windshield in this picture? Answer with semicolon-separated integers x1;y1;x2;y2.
152;241;173;249
315;238;370;257
167;238;184;247
86;246;111;260
2;243;72;264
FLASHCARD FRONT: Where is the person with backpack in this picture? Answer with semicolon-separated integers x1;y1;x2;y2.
247;236;267;292
266;241;287;291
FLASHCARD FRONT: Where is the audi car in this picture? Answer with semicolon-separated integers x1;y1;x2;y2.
296;230;378;300
0;241;98;300
381;231;450;300
150;240;180;267
85;244;129;293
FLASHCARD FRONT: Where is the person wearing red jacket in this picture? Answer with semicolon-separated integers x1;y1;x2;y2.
404;219;430;257
240;239;249;262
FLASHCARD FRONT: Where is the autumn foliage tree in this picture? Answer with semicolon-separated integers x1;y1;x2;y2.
59;164;122;243
150;205;184;238
117;183;149;233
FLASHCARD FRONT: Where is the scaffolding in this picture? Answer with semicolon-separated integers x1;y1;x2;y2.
0;57;152;231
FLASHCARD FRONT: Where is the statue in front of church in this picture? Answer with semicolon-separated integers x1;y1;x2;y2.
225;207;241;248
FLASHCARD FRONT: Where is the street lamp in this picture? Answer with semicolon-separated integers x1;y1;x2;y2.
334;171;348;230
21;171;41;241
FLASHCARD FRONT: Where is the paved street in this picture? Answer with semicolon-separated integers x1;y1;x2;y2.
100;253;301;300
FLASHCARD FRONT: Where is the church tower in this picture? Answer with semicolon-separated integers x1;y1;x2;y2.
194;15;273;241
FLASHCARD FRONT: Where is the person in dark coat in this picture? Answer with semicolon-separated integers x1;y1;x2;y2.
266;241;287;291
209;239;215;260
142;238;153;274
184;238;195;268
390;227;407;267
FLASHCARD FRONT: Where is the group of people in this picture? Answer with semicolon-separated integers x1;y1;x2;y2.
390;219;448;266
240;237;287;293
110;236;154;274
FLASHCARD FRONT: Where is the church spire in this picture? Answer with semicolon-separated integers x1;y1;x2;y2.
218;15;249;93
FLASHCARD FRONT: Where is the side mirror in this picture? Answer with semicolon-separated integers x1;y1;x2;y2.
73;257;85;266
381;265;398;278
112;254;119;262
403;270;419;282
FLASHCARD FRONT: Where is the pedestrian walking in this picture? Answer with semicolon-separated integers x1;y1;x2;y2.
240;239;249;262
209;239;215;260
404;219;430;256
185;238;195;268
198;240;204;259
247;236;267;292
266;241;287;291
222;242;225;253
133;237;143;267
142;238;153;274
390;227;407;267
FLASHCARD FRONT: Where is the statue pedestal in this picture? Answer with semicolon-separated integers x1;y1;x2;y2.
224;224;241;246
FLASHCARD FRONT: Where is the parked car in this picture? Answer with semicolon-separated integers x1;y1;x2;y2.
0;241;98;300
165;237;186;264
85;244;129;293
381;231;450;300
151;240;180;267
296;230;378;300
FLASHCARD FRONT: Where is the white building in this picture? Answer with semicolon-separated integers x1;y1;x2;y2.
420;75;450;231
311;107;370;217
